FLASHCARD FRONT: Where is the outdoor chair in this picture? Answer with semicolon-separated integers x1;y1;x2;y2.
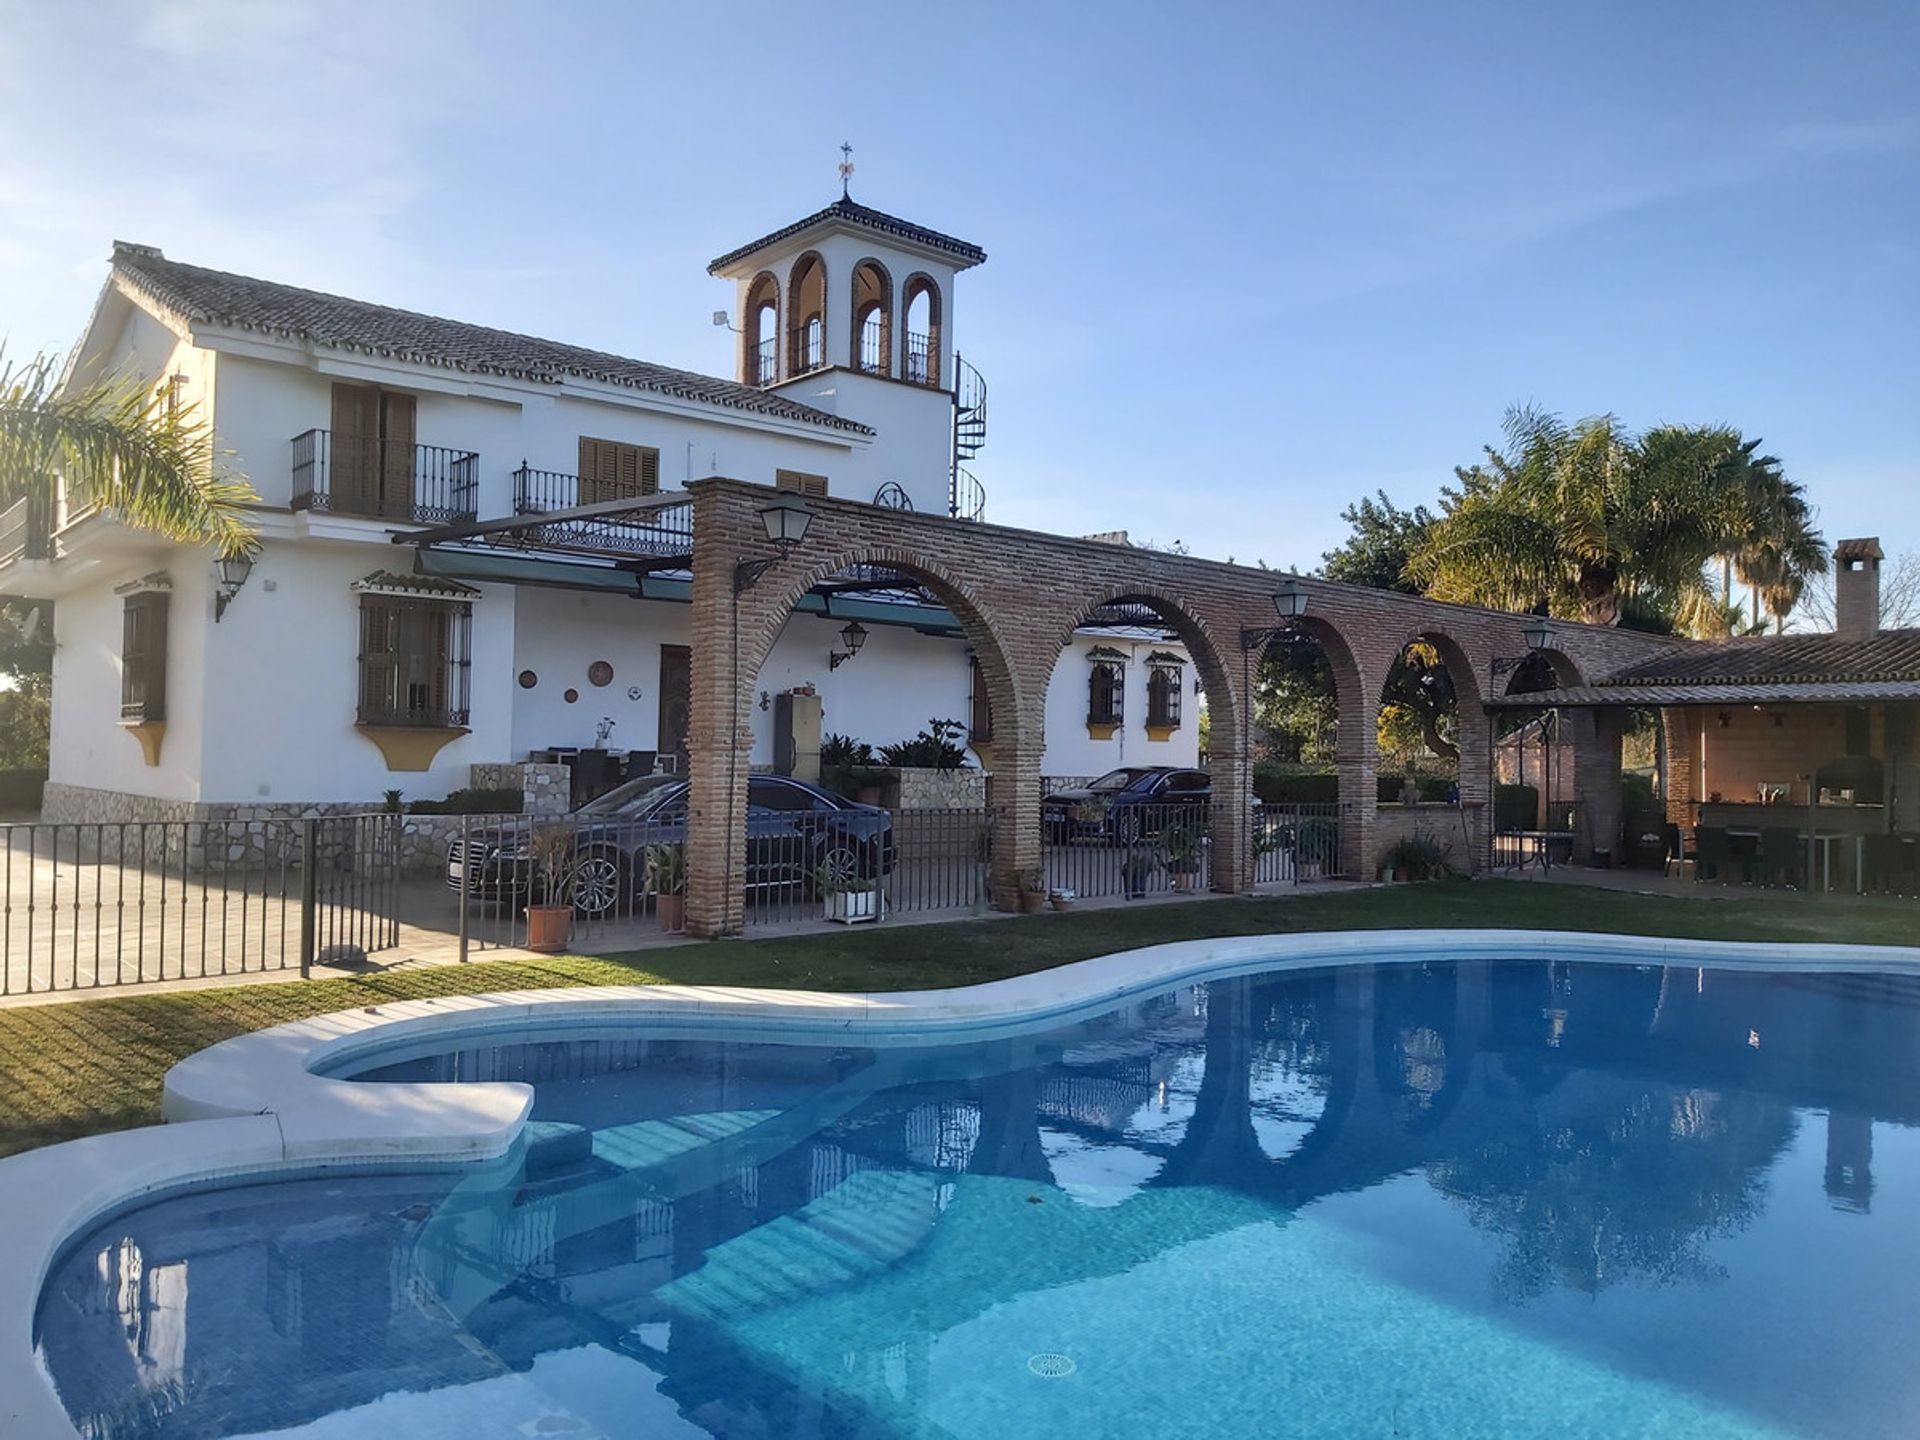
1692;825;1731;883
1862;834;1911;896
1759;827;1807;890
1663;824;1694;880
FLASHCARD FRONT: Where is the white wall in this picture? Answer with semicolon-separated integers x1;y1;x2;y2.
1040;637;1203;780
47;562;212;802
750;612;972;763
191;539;516;804
208;352;868;519
509;587;687;756
773;371;956;513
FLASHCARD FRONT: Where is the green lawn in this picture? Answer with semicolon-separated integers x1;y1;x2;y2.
1;879;1913;1160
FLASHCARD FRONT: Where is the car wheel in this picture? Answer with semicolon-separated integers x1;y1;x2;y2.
567;851;629;919
810;841;864;898
1111;809;1142;848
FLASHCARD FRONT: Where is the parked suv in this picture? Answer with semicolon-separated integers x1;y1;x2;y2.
447;774;895;917
1042;767;1212;845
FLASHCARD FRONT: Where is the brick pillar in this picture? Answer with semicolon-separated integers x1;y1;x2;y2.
1338;699;1379;879
1570;706;1626;865
1455;699;1492;874
685;494;758;939
1661;707;1697;828
1209;715;1251;894
986;698;1043;910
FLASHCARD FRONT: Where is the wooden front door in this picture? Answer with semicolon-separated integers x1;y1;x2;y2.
657;644;690;767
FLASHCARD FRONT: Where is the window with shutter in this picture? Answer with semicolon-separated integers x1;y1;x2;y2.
356;594;471;728
120;591;169;723
1087;662;1124;731
578;437;660;504
969;656;993;743
1146;664;1182;733
775;469;828;498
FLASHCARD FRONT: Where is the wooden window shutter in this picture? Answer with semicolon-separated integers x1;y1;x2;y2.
579;437;658;503
776;469;828;498
121;591;168;722
329;383;381;515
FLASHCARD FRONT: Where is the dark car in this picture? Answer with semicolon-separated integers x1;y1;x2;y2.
447;773;895;917
1042;766;1212;845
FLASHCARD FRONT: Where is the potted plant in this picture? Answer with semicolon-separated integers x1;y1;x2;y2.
645;842;686;931
1298;817;1338;881
1163;821;1204;892
525;821;578;953
1048;886;1076;912
1122;848;1158;900
1382;835;1452;883
1016;866;1049;913
818;862;883;924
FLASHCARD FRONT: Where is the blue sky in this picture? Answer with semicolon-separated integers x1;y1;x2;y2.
1;1;1914;569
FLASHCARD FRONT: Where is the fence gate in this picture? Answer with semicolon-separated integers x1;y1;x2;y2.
304;813;403;965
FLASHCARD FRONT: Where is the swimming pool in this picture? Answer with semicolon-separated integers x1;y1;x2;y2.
27;942;1920;1438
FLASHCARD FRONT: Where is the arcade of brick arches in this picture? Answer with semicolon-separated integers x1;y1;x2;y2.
680;478;1678;937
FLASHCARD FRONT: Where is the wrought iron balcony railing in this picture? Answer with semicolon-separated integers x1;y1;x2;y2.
752;337;777;386
904;330;935;386
511;465;694;560
291;430;480;525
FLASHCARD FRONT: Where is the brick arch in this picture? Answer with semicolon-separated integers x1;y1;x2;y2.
848;257;894;377
1519;646;1585;693
786;251;827;374
1382;627;1483;709
741;546;1026;737
742;270;780;384
901;272;942;386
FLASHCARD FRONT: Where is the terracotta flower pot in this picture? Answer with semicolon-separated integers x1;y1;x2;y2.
1392;866;1409;882
1170;872;1198;892
526;904;573;954
1019;890;1048;914
656;893;686;932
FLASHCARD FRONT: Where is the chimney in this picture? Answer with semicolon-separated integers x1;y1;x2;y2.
1833;537;1884;639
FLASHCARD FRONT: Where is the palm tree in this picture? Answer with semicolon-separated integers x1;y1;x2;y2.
1725;440;1826;632
1408;407;1820;636
0;349;257;557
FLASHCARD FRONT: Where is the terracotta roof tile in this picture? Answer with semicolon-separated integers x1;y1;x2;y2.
706;198;986;274
1599;628;1920;687
110;244;871;436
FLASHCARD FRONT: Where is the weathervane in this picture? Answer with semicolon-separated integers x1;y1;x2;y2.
838;142;854;197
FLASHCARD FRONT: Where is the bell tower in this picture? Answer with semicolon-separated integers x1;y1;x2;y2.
706;183;985;393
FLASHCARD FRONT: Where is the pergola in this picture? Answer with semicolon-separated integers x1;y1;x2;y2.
400;479;1680;935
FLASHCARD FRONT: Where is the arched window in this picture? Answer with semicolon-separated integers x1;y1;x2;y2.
787;253;826;375
969;655;993;743
1086;647;1125;735
743;272;779;386
1146;652;1184;733
850;259;892;376
902;274;941;387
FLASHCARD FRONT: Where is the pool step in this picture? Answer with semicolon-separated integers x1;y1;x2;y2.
657;1167;939;1321
592;1109;784;1173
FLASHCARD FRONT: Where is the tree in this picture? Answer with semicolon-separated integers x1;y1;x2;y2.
0;350;257;556
1319;491;1435;593
1407;406;1815;635
1734;458;1826;631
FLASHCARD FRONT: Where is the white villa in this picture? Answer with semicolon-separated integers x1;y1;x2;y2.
4;196;1201;823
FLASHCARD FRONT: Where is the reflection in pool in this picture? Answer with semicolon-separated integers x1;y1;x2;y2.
35;956;1920;1438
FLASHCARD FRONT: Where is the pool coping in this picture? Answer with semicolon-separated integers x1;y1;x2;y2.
8;926;1920;1437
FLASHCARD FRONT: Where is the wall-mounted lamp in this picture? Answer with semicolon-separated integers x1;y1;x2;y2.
735;496;815;593
213;549;255;622
1270;578;1309;622
1241;577;1309;652
829;619;868;670
1522;618;1558;651
711;309;739;332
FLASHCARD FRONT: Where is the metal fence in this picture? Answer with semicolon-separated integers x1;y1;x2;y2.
0;815;403;998
1251;803;1345;885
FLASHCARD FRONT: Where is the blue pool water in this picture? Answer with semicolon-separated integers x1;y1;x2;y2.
34;954;1920;1438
